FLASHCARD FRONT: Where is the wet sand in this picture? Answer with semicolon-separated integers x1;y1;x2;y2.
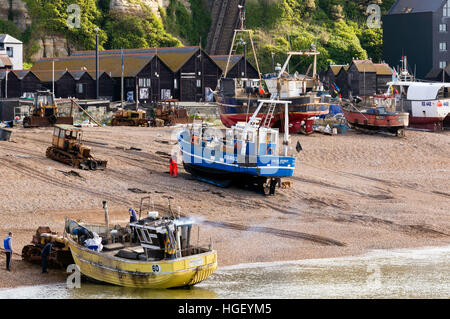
0;126;449;288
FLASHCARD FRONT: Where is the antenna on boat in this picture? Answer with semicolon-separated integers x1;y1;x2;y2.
224;4;262;86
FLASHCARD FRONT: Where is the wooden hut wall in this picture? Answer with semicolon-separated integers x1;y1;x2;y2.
136;57;174;104
202;53;221;98
347;65;376;97
110;77;137;102
178;53;200;102
376;75;392;94
99;73;114;100
335;69;349;98
2;72;20;98
227;58;259;79
21;72;42;95
136;61;154;104
75;73;96;99
323;68;337;91
55;73;76;98
158;57;174;101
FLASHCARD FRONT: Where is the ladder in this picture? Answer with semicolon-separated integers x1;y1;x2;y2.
262;102;277;128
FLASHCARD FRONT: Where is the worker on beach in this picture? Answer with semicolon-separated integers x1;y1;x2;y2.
3;232;12;271
169;153;177;177
129;208;138;242
129;208;138;223
40;242;52;274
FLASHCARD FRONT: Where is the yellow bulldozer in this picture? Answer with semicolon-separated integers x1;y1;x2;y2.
22;227;74;269
111;109;149;126
23;90;73;128
46;124;107;170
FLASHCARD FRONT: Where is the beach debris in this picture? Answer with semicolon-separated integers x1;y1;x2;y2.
6;153;31;158
58;170;84;179
0;128;12;141
128;188;148;194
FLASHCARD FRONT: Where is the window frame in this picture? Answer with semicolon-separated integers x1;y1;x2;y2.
444;0;450;17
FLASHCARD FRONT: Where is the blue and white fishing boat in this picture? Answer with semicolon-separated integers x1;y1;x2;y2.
177;100;297;193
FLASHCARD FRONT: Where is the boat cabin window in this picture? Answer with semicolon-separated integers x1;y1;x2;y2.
54;127;60;137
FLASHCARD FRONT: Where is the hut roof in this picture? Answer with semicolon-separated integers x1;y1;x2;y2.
387;0;444;15
351;60;377;73
70;46;202;72
425;68;450;79
32;70;72;82
329;65;348;75
373;63;393;75
0;54;12;67
32;54;156;78
0;69;18;80
211;55;243;72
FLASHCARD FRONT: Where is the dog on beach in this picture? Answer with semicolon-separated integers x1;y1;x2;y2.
281;181;292;189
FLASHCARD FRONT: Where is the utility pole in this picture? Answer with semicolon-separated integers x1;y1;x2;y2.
5;69;8;98
121;48;124;108
94;28;100;100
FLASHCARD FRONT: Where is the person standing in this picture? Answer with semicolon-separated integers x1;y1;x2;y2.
3;232;12;271
169;153;177;177
40;242;52;274
129;208;138;243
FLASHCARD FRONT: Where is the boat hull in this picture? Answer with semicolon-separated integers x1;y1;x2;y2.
216;95;329;133
67;238;217;289
343;109;409;134
177;130;296;179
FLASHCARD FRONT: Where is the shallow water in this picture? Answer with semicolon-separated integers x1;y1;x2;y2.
1;245;448;299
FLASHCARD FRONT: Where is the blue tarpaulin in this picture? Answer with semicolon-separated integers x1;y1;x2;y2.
319;104;343;118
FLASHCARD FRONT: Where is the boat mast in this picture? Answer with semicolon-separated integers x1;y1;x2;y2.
277;47;320;79
224;5;262;85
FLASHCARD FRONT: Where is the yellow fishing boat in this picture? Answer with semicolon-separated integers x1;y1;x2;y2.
65;200;217;289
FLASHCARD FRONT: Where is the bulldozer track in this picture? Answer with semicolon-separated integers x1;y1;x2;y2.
201;220;346;246
0;158;133;206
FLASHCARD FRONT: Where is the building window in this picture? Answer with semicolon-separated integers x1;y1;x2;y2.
125;78;135;87
76;83;84;94
174;79;178;89
196;79;201;88
0;43;4;50
6;47;13;57
138;78;151;87
440;42;447;52
440;24;447;32
439;61;447;69
445;0;450;17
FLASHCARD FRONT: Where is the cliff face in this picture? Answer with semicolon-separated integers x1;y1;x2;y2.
0;0;31;31
29;36;74;62
110;0;167;18
0;0;176;62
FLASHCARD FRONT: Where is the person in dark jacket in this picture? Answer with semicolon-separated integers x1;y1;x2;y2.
40;242;53;274
3;232;12;271
129;208;138;242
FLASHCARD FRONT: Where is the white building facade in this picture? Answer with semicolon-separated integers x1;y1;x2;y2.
0;34;23;70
